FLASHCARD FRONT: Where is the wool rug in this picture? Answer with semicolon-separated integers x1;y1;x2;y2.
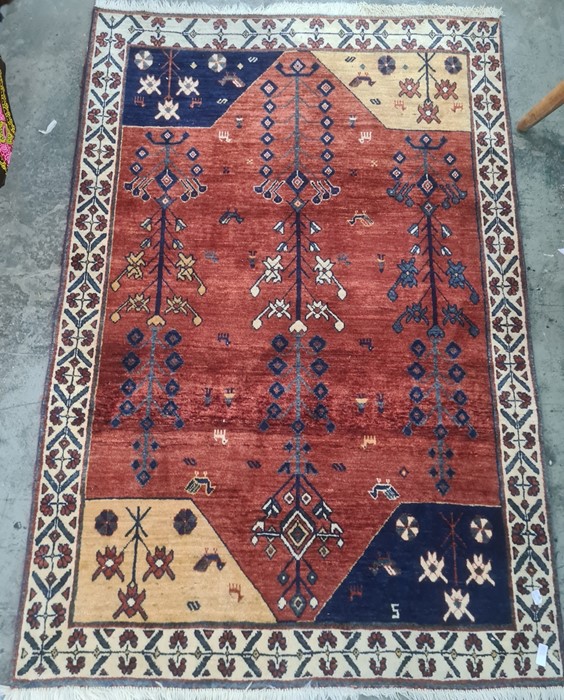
5;1;564;698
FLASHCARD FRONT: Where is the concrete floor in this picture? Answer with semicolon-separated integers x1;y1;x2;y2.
0;0;562;691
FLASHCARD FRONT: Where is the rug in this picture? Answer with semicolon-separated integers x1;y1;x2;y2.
0;55;15;187
6;1;564;698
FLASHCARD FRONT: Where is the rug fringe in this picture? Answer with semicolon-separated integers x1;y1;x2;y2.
2;685;564;699
93;0;502;19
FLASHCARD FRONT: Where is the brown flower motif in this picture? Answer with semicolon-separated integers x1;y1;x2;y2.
398;77;421;99
113;583;148;621
267;631;287;650
119;629;138;649
92;546;125;581
417;99;441;124
143;546;175;581
434;79;458;100
170;630;188;650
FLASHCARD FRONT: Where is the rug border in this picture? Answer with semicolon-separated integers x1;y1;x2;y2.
93;0;503;19
9;2;101;687
8;4;563;692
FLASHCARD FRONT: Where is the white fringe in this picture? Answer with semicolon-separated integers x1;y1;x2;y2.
2;685;564;700
93;0;503;19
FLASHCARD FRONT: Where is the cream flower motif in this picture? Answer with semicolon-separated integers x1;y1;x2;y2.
138;74;161;95
177;76;200;97
465;554;495;586
262;256;284;284
155;98;180;121
443;588;475;622
418;551;448;583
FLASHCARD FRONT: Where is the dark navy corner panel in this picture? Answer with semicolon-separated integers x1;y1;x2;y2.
318;503;513;627
123;47;282;127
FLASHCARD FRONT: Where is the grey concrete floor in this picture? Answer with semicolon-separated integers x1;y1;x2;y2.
0;0;562;692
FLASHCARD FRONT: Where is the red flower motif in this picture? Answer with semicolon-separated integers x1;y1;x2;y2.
56;543;72;569
416;632;435;650
170;630;188;649
118;656;137;675
61;493;77;516
219;630;237;650
26;602;42;629
92;546;125;581
119;629;138;648
169;658;187;677
367;632;386;649
218;658;236;678
319;657;338;676
51;602;66;628
369;658;387;676
434;79;458;100
66;656;86;674
67;629;87;648
34;544;50;569
268;631;287;650
398;77;421;99
267;659;287;678
318;631;337;649
40;494;55;516
464;633;483;651
113;583;148;621
417;99;441;124
467;658;484;678
419;658;437;677
143;546;175;581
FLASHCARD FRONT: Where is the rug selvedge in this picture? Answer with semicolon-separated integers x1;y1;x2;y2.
13;9;564;688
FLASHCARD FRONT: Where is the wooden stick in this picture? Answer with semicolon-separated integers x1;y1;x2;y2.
517;81;564;133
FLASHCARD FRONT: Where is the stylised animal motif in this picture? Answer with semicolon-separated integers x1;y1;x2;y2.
218;72;246;88
193;549;226;572
349;72;376;88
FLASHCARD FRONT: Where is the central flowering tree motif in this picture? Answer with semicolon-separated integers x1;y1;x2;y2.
109;129;207;486
249;55;347;618
387;133;479;494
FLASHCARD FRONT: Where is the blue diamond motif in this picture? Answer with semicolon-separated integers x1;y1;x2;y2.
166;352;183;372
310;358;328;376
453;390;467;405
309;335;326;353
267;403;282;419
409;407;425;425
121;379;136;396
163;401;178;416
166;379;180;396
411;339;426;357
165;329;182;347
120;400;135;416
445;341;461;359
449;364;465;383
410;387;424;404
271;335;289;352
140;416;154;431
408;362;425;380
292;419;305;434
123;352;140;372
127;328;144;346
137;470;151;486
313;383;328;400
314;404;328;419
455;409;470;425
269;382;285;399
261;80;278;95
268;357;287;375
434;424;448;440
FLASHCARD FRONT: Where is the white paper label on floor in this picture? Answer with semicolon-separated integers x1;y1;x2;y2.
39;119;57;135
531;588;543;605
536;643;548;667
